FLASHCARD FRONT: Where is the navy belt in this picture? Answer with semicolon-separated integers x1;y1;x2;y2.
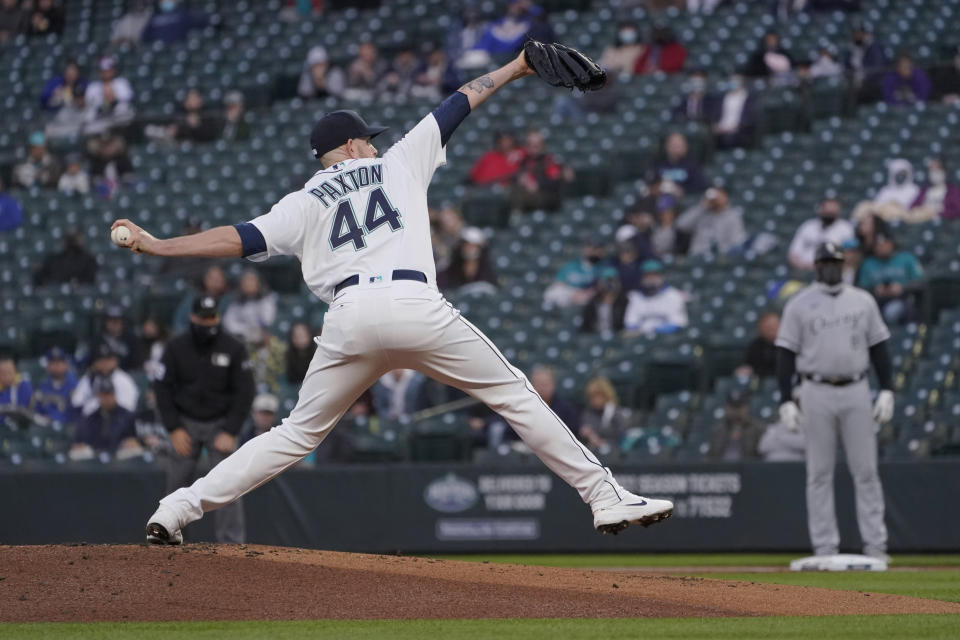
333;269;427;296
802;372;866;386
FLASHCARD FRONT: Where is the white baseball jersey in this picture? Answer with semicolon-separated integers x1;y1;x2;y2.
788;218;855;267
244;113;446;303
775;283;890;377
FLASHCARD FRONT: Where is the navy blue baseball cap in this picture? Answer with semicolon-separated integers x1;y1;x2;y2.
310;110;388;160
191;295;219;318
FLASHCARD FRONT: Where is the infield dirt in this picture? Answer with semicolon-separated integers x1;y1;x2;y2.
1;544;958;622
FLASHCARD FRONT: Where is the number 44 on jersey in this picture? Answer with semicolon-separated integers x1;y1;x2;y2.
329;187;403;251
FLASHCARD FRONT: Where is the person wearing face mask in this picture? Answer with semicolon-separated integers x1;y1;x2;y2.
142;0;209;44
543;237;609;309
776;241;894;563
672;70;711;123
711;73;758;150
744;31;793;78
623;260;688;336
634;26;687;75
882;54;931;107
788;197;855;271
153;295;254;543
908;157;960;222
599;22;644;76
852;158;920;223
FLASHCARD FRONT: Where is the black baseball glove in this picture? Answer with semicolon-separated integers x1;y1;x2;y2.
523;41;607;92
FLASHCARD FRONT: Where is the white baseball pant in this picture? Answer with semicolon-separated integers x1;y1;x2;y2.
160;279;624;526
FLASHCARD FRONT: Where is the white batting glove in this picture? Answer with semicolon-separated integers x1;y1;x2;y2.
779;401;802;432
873;390;895;424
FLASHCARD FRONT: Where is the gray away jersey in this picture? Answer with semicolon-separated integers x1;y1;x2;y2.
775;283;890;378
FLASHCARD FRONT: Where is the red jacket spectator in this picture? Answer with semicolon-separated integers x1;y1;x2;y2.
635;27;687;74
468;131;522;186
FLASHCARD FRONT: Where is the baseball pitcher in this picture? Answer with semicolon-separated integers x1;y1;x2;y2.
112;45;673;544
776;241;895;559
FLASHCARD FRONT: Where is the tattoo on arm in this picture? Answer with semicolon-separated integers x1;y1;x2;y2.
461;74;495;94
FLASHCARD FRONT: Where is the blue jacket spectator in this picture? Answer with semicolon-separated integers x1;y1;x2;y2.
31;347;78;424
845;24;888;86
372;370;427;419
40;60;87;112
0;356;32;410
654;132;707;195
72;377;136;455
142;0;208;44
0;177;23;232
474;0;544;56
882;55;931;106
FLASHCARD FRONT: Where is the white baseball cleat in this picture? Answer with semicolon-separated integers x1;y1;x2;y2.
592;492;674;535
145;506;184;545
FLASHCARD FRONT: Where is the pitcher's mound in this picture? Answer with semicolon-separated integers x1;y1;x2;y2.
1;544;957;622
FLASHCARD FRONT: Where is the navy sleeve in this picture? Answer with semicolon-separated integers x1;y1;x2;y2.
432;92;472;147
776;346;797;403
233;222;267;258
869;340;893;391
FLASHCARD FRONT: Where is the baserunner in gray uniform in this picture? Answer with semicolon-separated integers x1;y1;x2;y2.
775;241;895;559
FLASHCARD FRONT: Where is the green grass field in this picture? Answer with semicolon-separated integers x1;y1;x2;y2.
3;554;957;639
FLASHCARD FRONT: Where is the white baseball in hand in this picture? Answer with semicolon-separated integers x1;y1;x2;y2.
111;225;131;246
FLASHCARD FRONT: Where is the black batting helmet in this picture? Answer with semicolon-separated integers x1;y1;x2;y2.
814;241;844;263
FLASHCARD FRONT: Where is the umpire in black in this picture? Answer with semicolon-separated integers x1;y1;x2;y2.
154;295;255;542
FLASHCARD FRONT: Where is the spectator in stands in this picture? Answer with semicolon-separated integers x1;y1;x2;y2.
297;46;346;100
412;48;448;101
530;365;579;433
45;91;87;140
711;73;757;150
0;354;32;410
844;23;888;89
509;129;572;212
240;392;279;445
735;311;780;379
30;347;77;424
613;226;649;293
223;270;277;346
26;0;63;37
379;47;421;98
618;201;657;260
284;322;316;386
56;153;90;196
84;56;134;115
41;60;86;112
70;377;140;461
857;233;923;324
852;159;920;222
87;130;134;197
138;316;168;382
809;46;843;78
0;176;23;233
599;22;645;76
672;69;711;123
468;131;521;186
134;388;170;455
168;89;219;143
910;157;960;222
110;0;152;46
635;25;687;75
676;186;746;256
372;370;427;420
430;205;464;272
653;132;707;196
787;197;855;270
882;54;931;106
854;210;890;257
623;260;688;336
651;194;678;257
578;377;634;456
83;79;135;136
345;42;387;101
841;237;862;285
437;226;497;293
444;4;489;75
13;132;61;188
173;264;231;331
544;238;607;309
96;305;140;372
220;91;251;142
581;266;627;337
758;420;806;462
142;0;208;44
0;0;26;44
706;389;763;461
474;0;543;57
72;343;139;417
744;31;793;79
248;328;285;395
33;229;98;286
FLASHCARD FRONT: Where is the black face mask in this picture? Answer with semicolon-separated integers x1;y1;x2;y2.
816;262;843;287
819;215;837;228
586;255;602;264
640;282;660;296
190;322;220;346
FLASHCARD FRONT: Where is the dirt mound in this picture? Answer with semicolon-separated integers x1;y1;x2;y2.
1;544;957;622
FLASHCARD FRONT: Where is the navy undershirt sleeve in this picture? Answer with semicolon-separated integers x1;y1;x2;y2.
776;346;797;403
431;92;472;147
233;222;267;258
